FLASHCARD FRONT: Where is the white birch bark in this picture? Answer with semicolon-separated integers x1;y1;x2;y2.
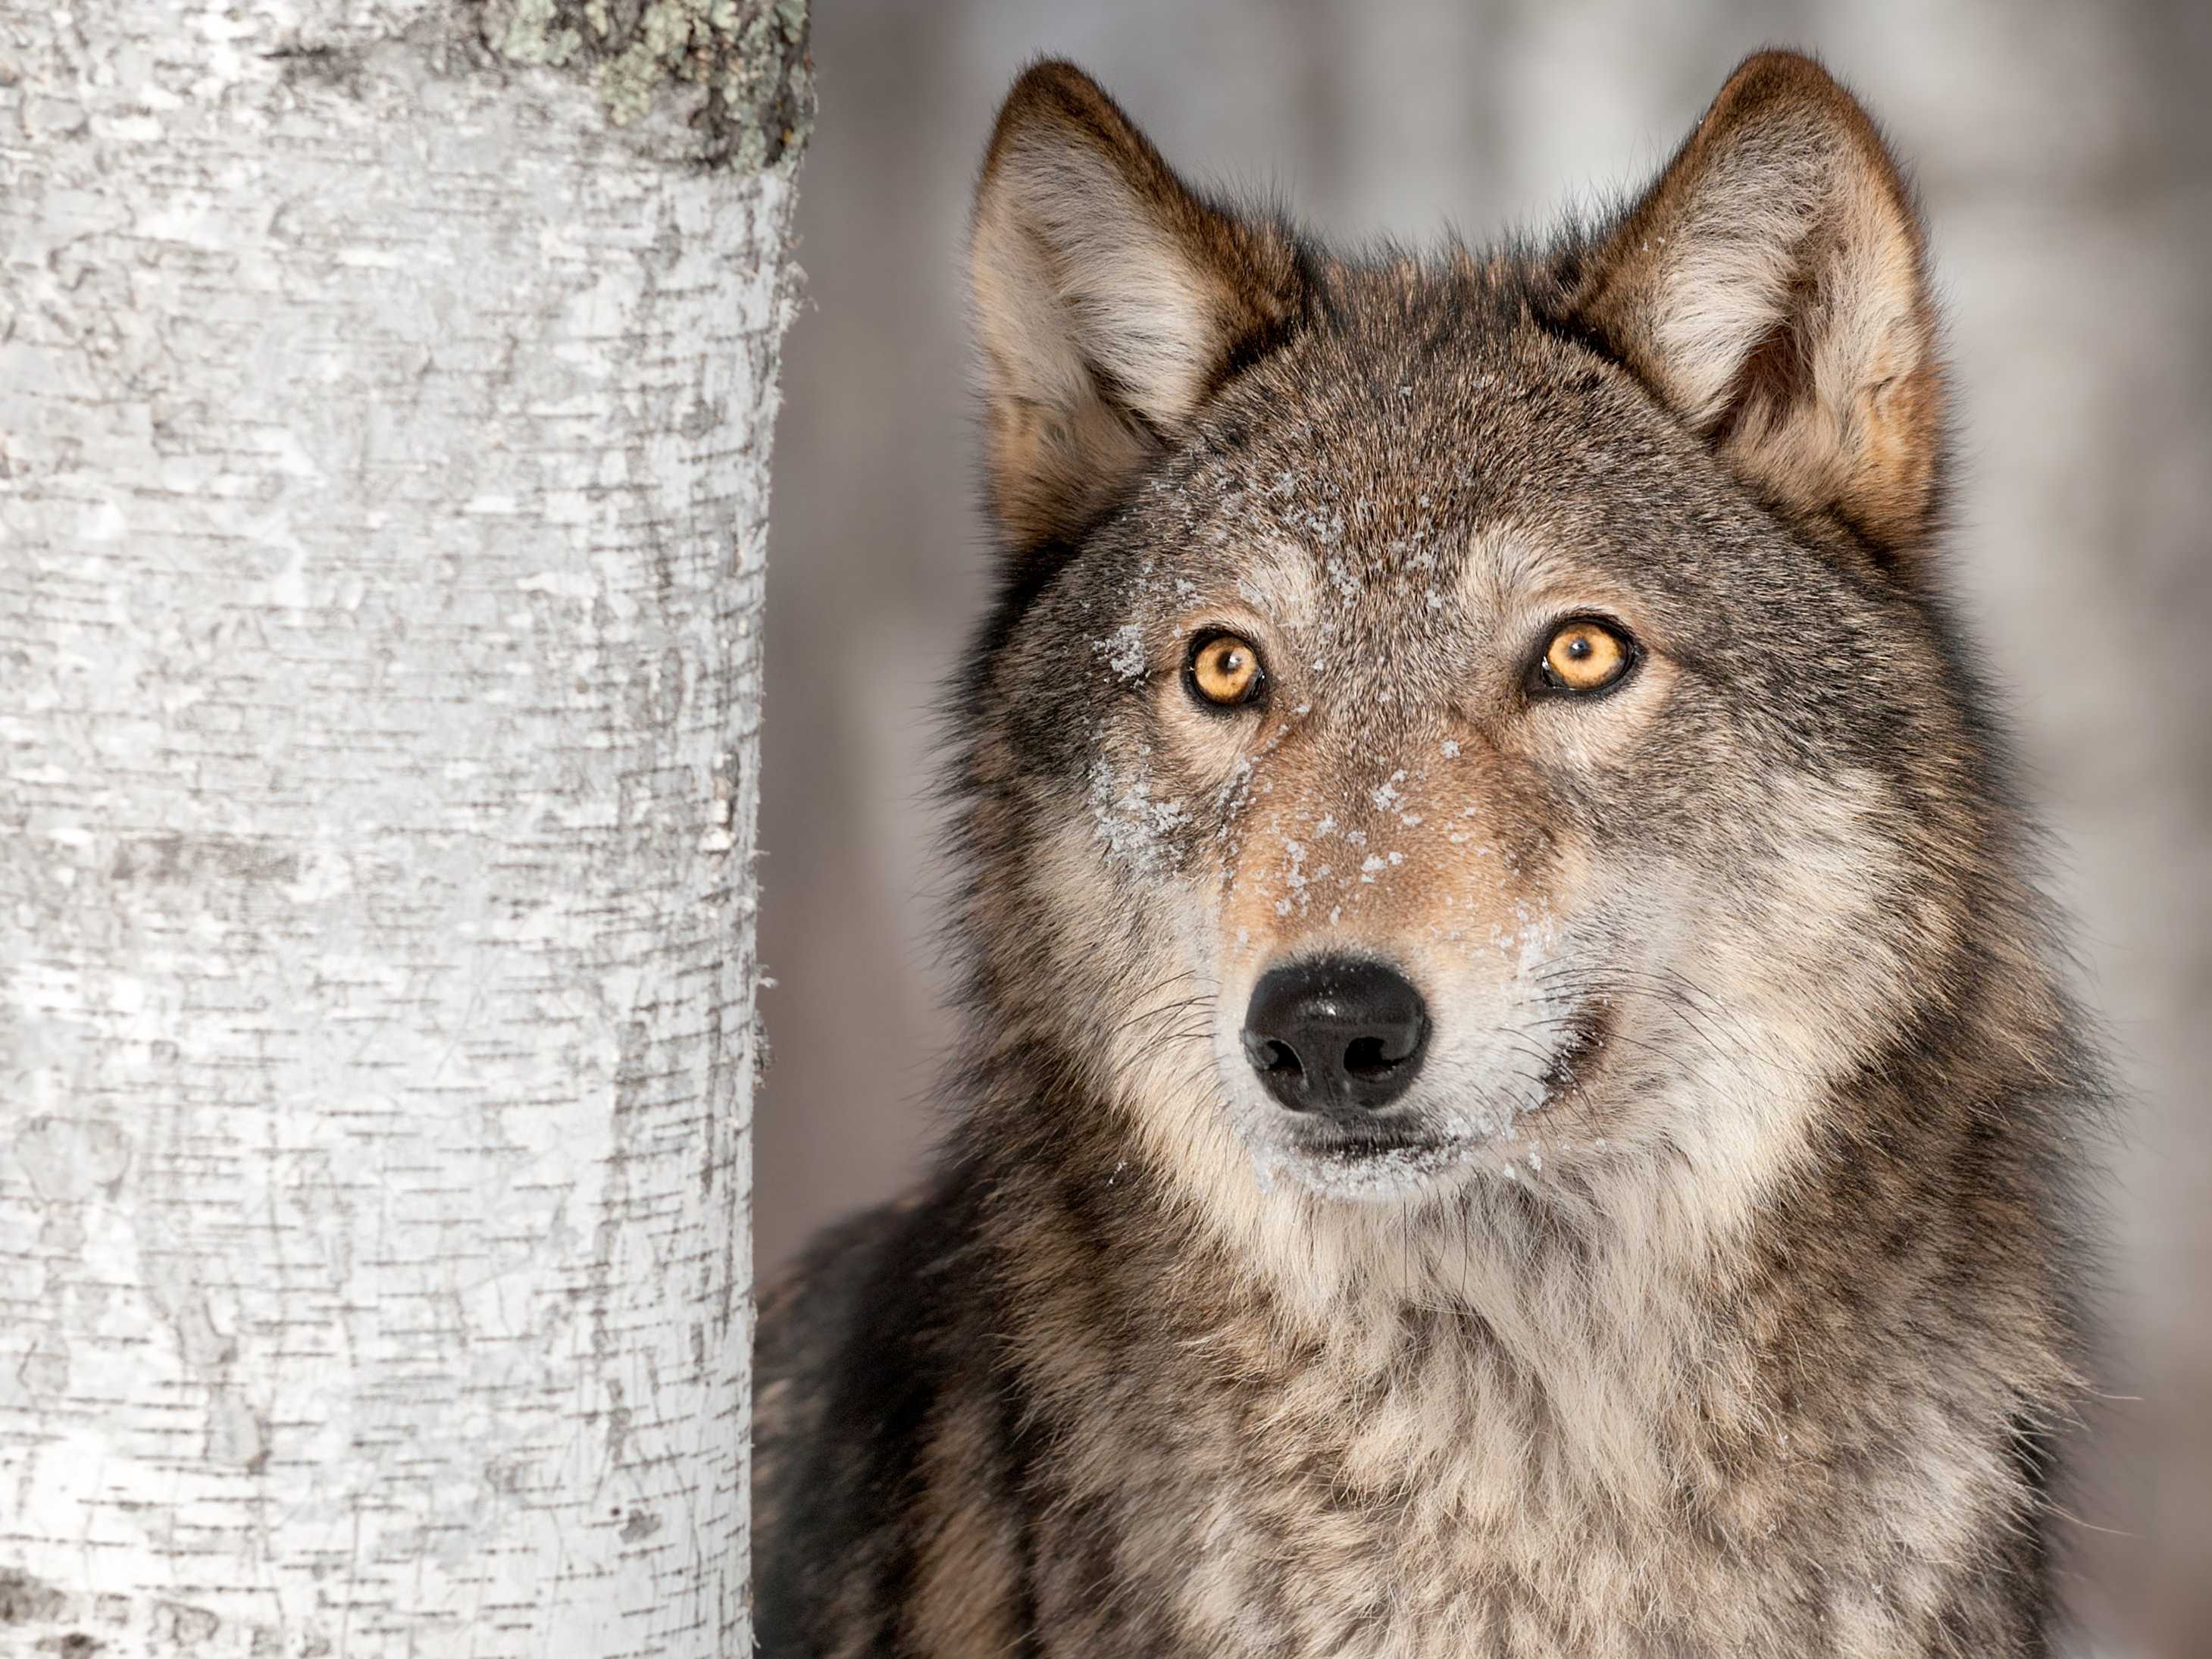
0;2;807;1651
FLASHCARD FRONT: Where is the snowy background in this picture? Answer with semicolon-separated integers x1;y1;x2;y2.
756;4;2211;1649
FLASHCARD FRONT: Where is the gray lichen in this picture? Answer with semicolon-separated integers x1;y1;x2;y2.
483;0;812;168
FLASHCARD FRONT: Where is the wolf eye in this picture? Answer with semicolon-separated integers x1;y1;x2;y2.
1535;618;1637;696
1187;632;1266;709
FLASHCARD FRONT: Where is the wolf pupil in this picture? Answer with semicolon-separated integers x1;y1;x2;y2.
1343;1037;1394;1078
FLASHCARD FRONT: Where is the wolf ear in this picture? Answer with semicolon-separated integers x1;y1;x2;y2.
1565;52;1944;571
971;61;1306;552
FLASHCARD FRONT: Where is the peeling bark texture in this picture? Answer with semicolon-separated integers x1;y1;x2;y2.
0;2;806;1653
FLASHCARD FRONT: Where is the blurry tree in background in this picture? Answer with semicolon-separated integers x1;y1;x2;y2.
758;2;2211;1653
0;0;805;1650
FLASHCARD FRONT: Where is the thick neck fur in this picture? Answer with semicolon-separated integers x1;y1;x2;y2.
937;862;2088;1653
979;1103;1747;1507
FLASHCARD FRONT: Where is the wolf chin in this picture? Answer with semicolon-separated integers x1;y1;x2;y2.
755;51;2104;1657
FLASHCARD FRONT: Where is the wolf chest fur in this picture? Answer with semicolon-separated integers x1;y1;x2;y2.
754;50;2102;1658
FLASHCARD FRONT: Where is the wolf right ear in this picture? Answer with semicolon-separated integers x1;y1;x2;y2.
970;62;1307;553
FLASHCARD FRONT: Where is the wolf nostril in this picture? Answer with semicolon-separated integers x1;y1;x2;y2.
1342;1035;1394;1080
1241;957;1429;1117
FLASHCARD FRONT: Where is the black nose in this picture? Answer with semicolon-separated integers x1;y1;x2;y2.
1241;958;1429;1116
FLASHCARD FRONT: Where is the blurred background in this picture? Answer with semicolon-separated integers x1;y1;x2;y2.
756;2;2210;1650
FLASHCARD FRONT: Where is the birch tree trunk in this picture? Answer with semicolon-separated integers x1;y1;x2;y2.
0;2;807;1651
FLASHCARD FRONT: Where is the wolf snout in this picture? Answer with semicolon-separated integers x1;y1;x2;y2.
1241;958;1430;1118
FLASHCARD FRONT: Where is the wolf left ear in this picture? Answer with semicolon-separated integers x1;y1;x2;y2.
1565;52;1944;573
971;61;1307;553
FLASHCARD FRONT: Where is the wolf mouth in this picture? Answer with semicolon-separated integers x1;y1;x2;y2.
1269;1003;1613;1175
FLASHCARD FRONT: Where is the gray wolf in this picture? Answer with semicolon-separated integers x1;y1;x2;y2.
754;50;2104;1657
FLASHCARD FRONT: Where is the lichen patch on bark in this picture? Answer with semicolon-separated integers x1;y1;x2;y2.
483;0;812;167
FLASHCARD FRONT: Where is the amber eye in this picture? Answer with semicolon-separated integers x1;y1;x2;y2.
1537;617;1637;696
1186;632;1266;709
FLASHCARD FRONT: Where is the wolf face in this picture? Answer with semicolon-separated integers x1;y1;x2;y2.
961;58;1986;1262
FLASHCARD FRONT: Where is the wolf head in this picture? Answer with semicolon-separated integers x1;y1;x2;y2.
952;55;2055;1282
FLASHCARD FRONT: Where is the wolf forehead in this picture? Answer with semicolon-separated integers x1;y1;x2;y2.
1105;271;1710;594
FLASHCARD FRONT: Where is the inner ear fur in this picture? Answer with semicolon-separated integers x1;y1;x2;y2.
970;61;1306;553
1566;52;1945;573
